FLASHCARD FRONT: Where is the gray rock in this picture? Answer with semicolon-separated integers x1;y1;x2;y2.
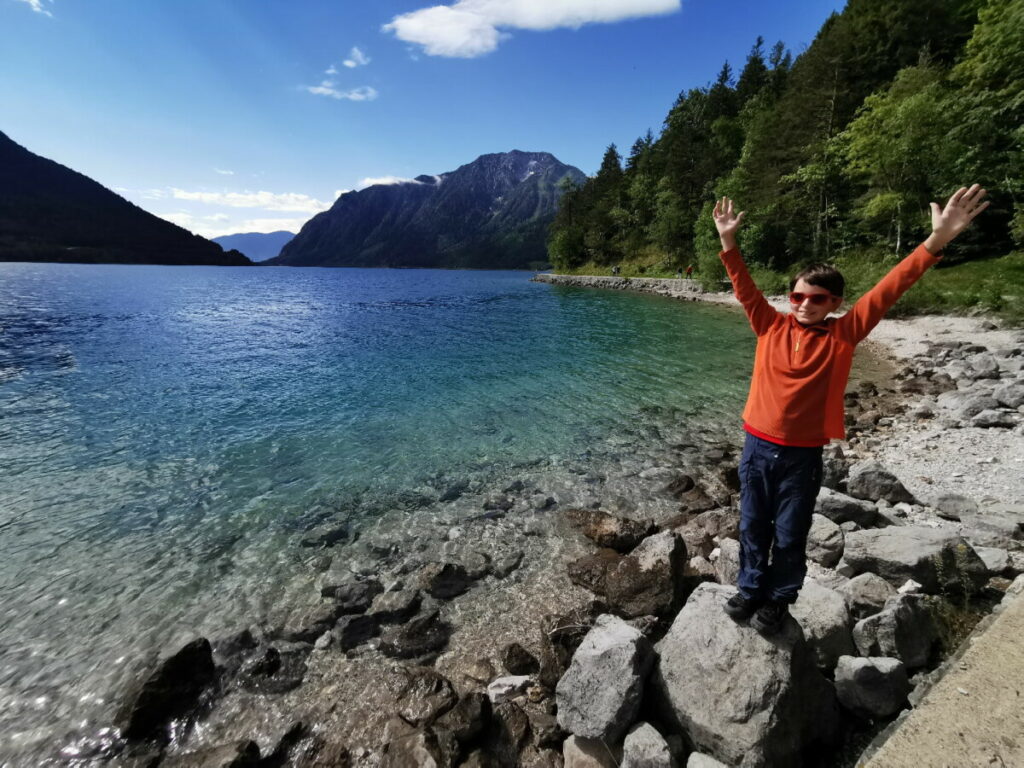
418;562;477;599
806;514;844;568
332;614;379;650
714;538;740;587
393;666;457;726
846;462;915;504
652;584;838;768
605;531;689;618
563;508;656;552
160;741;260;767
686;755;729;768
369;589;421;624
852;594;938;669
281;601;341;642
821;447;849;491
842;526;988;594
621;722;673;768
968;354;1001;380
379;608;451;661
502;643;540;675
974;546;1010;576
674;509;739;557
971;409;1016;428
838;573;897;620
563;735;618;768
993;382;1024;408
932;493;978;521
556;614;654;743
487;675;532;705
834;656;910;719
816;488;878;527
791;580;856;673
957;504;1024;548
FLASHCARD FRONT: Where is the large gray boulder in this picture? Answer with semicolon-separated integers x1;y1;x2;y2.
806;514;844;568
838;573;897;620
790;580;855;673
605;531;689;618
563;735;619;768
815;488;878;528
714;538;741;587
834;656;910;719
652;584;838;768
556;614;654;743
846;462;914;504
842;526;988;594
621;722;674;768
852;594;938;670
956;504;1024;549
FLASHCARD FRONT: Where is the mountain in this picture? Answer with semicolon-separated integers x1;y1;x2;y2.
213;230;295;262
270;151;586;269
0;130;251;266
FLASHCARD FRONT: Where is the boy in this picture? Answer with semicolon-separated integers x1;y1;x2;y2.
713;185;989;635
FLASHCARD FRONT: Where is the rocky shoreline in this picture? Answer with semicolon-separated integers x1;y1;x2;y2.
45;285;1024;768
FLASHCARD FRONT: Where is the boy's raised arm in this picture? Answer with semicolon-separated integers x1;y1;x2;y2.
714;197;780;336
839;185;989;343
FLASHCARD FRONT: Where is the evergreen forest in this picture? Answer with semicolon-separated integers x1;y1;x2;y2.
547;0;1023;319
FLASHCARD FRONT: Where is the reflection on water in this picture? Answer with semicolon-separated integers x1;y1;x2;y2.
0;262;752;759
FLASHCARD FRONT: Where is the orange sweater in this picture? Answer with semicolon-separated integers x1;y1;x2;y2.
720;243;942;446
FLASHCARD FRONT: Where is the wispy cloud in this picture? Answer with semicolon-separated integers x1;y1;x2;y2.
159;211;312;239
214;168;234;176
325;64;339;75
16;0;53;17
383;0;680;58
343;46;371;68
305;80;379;101
357;176;422;189
169;188;333;213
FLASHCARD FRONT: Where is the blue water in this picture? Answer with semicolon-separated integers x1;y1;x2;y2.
0;262;753;758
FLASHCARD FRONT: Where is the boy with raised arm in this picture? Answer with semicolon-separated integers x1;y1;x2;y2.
713;185;989;635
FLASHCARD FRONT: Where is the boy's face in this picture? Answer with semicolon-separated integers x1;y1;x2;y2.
790;278;843;326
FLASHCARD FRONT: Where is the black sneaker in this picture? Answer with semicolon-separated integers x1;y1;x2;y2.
723;593;760;622
751;601;789;636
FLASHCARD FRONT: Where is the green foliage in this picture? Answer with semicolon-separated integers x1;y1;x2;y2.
549;0;1020;297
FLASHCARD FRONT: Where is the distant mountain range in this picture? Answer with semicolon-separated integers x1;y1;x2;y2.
269;151;586;270
0;130;251;266
213;230;294;262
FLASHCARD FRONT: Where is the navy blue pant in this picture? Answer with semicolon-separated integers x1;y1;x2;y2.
737;432;824;605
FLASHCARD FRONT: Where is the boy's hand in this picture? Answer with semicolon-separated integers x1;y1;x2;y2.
924;184;989;253
713;197;745;250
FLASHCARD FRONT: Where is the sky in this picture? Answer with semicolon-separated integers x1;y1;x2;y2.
1;0;847;239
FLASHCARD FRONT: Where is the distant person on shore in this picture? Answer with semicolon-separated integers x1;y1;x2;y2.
676;268;683;279
612;265;620;276
685;264;694;279
713;186;989;635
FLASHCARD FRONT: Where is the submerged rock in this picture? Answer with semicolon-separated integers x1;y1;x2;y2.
118;637;216;743
652;583;838;768
563;508;656;552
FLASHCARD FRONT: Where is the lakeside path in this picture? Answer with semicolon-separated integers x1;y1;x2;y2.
861;576;1024;768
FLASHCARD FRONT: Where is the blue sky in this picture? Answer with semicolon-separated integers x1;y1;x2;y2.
1;0;846;238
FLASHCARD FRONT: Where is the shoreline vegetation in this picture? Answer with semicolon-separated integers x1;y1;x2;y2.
42;285;1024;768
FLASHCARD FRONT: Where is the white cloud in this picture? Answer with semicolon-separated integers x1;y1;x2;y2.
17;0;53;16
305;80;379;101
157;211;313;239
343;46;371;68
383;0;680;57
357;176;422;189
214;168;234;176
325;64;338;75
169;188;332;213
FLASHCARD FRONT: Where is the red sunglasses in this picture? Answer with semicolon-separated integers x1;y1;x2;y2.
789;291;838;306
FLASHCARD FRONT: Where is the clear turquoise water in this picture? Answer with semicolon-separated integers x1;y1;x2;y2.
0;262;753;757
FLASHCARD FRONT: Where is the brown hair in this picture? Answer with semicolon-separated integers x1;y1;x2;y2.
790;263;845;297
